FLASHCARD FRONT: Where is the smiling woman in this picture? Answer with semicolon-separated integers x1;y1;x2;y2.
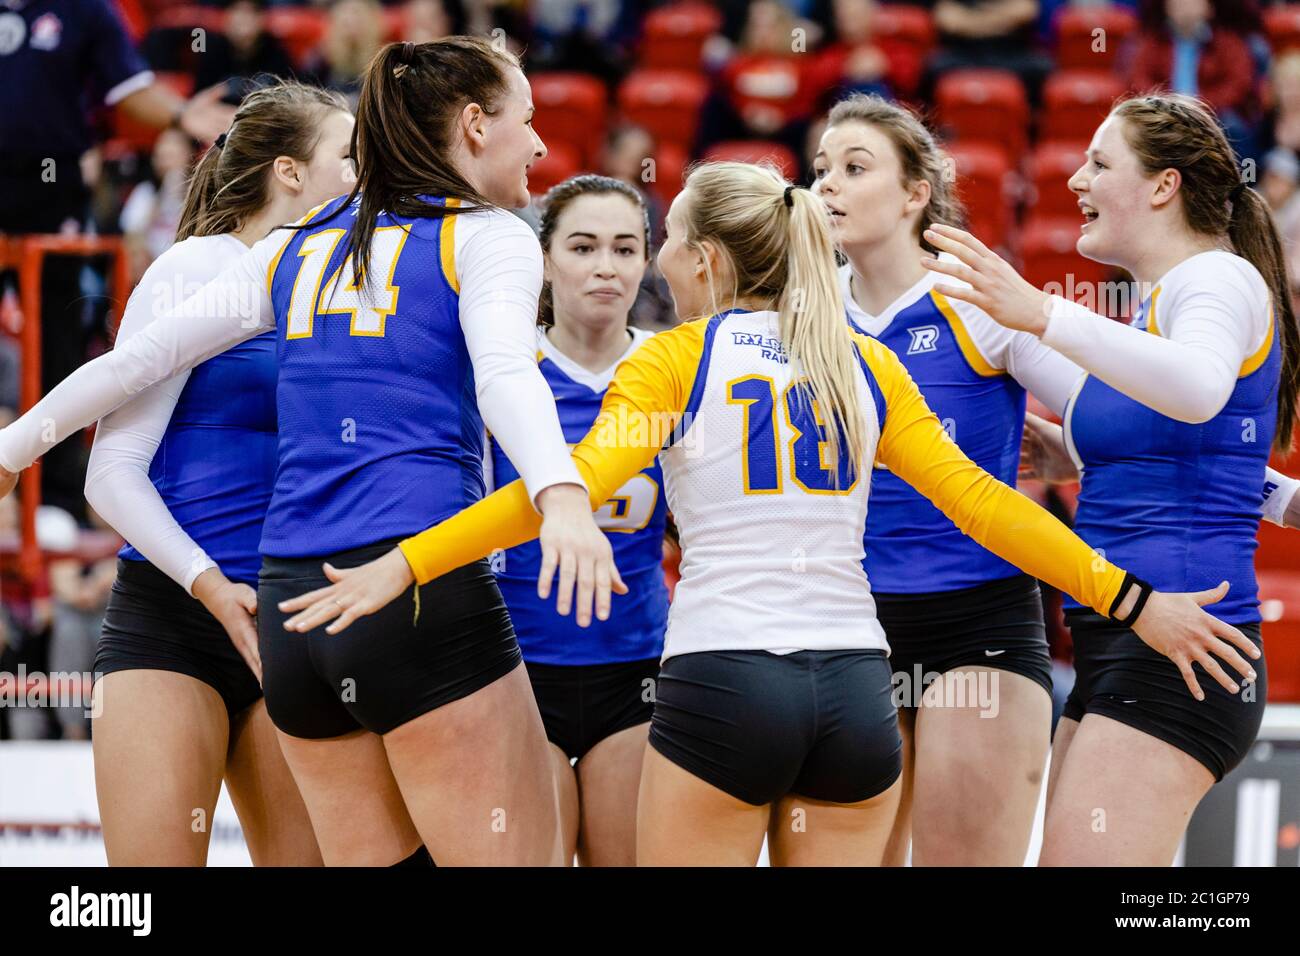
920;92;1300;865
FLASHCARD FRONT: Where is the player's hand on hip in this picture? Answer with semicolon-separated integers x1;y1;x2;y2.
1019;412;1078;484
278;548;415;635
1128;581;1261;701
536;483;628;628
921;224;1052;335
192;568;262;683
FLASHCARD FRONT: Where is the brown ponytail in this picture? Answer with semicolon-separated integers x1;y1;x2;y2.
1115;93;1300;451
339;37;521;292
176;81;350;242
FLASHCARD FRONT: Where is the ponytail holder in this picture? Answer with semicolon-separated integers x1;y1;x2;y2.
214;132;227;149
393;41;416;79
1230;182;1247;202
783;184;797;208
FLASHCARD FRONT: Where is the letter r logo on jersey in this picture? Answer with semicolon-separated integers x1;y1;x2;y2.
907;325;940;354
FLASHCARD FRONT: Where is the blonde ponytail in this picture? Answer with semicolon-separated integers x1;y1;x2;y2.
681;162;866;481
781;186;867;482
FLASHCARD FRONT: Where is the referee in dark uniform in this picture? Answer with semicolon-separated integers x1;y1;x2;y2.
0;0;231;519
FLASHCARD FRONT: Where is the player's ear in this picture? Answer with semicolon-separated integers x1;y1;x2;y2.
458;102;487;152
271;155;303;194
1151;167;1181;210
905;177;931;218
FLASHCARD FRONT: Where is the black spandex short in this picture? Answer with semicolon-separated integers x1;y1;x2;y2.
97;558;262;719
649;649;901;806
1063;613;1266;782
258;541;521;740
875;573;1052;705
525;657;659;761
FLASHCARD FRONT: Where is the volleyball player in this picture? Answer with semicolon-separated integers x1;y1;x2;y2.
0;38;616;866
278;162;1258;866
488;175;666;866
920;93;1297;864
76;83;350;866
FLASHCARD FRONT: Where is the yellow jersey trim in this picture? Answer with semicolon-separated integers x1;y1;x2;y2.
930;291;1002;378
441;198;460;294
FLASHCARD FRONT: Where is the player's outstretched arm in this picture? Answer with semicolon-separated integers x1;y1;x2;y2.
865;338;1261;701
0;233;283;491
277;323;704;635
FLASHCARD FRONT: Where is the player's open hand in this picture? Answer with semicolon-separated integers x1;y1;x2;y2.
192;568;261;682
1128;582;1262;701
1019;413;1078;484
921;224;1053;335
536;483;628;627
278;547;415;635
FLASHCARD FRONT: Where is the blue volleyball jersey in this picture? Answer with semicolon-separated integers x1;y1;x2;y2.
261;195;486;557
119;236;277;586
1064;283;1280;624
847;273;1027;593
489;328;668;665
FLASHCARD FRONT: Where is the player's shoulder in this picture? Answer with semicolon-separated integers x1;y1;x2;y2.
138;233;246;288
455;204;540;247
1165;249;1269;303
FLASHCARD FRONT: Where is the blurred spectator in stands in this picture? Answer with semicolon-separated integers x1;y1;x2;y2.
527;0;636;85
303;0;386;108
119;128;193;283
400;0;463;42
1259;145;1300;290
601;125;664;232
46;505;116;740
0;0;232;524
816;0;923;102
193;0;295;99
1127;0;1263;162
701;0;834;176
0;327;18;412
596;124;675;330
925;0;1054;104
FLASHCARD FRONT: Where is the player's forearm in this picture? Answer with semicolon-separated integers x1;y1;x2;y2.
118;84;184;130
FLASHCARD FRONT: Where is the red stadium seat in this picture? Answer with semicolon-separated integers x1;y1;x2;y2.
382;8;405;42
1039;70;1124;146
265;7;328;69
530;73;609;167
935;69;1028;163
650;141;689;207
1018;216;1108;296
1055;5;1138;73
618;70;710;153
702;140;799;180
1258;571;1300;702
1264;5;1300;53
1028;141;1089;219
639;2;722;71
873;5;936;61
947;142;1013;248
150;5;225;32
527;142;582;197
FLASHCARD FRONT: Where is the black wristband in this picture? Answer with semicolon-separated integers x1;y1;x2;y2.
1108;571;1153;628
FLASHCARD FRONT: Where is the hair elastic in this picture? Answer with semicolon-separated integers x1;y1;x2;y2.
783;184;797;208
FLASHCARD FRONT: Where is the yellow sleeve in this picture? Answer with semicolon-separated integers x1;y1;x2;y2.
860;336;1127;616
398;321;708;584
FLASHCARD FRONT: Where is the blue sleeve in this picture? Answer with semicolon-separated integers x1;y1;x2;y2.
88;0;151;104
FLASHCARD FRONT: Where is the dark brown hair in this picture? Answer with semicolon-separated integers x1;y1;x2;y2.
1114;93;1299;450
176;81;350;241
536;174;650;326
334;37;521;290
824;93;966;254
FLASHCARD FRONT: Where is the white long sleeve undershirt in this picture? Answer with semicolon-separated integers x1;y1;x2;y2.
0;203;583;519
